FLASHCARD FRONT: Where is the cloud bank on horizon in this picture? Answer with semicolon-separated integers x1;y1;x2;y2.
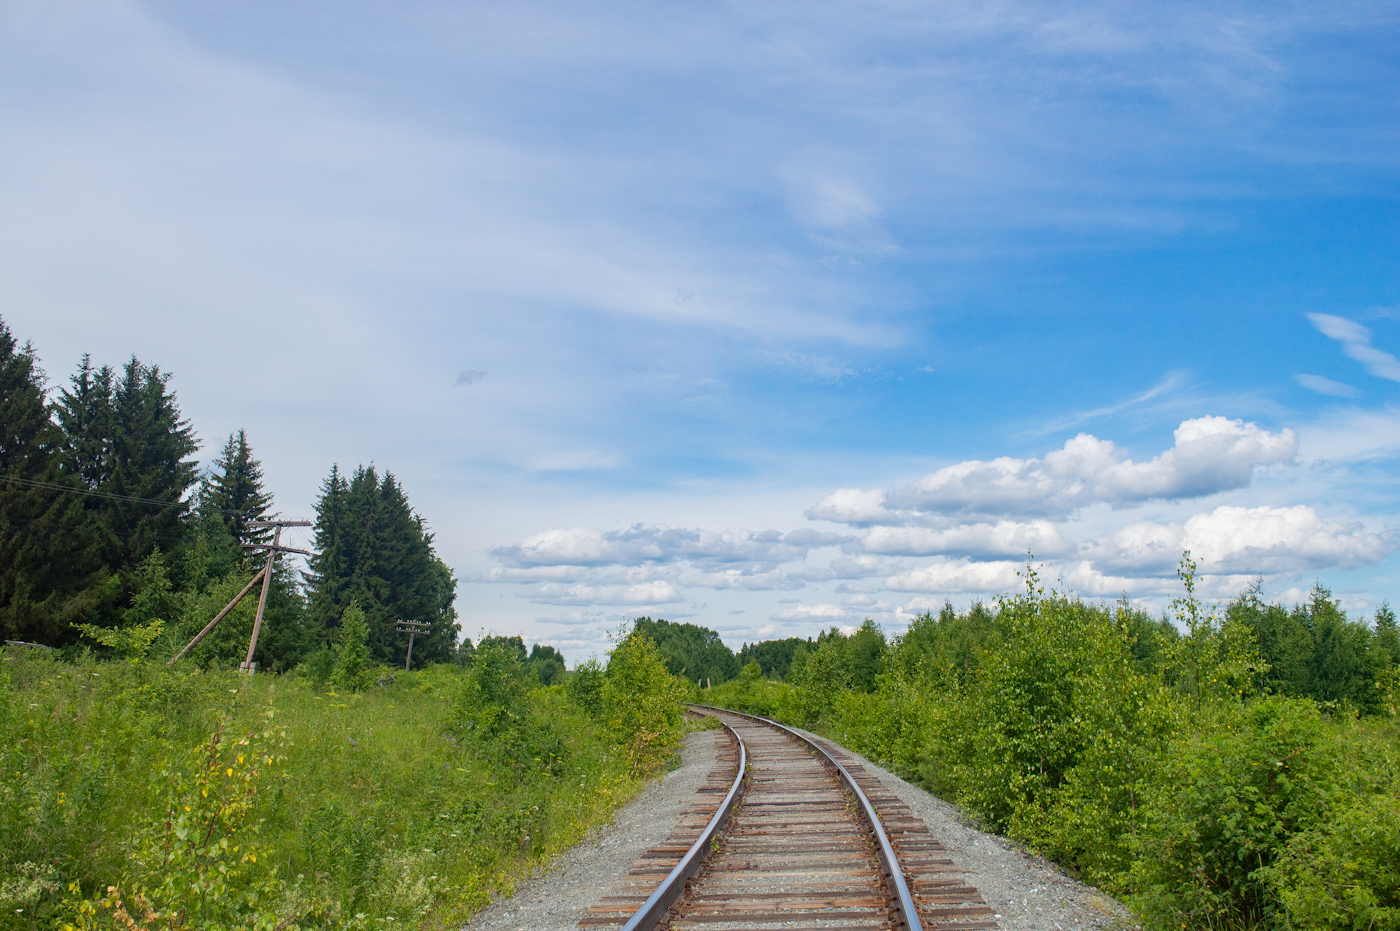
486;403;1397;640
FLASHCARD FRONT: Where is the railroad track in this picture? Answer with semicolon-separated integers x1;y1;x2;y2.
581;706;996;931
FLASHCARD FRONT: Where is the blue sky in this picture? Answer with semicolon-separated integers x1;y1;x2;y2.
3;0;1397;662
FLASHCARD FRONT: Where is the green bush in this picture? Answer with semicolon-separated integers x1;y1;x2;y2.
448;640;564;772
602;632;686;774
1266;792;1400;930
330;603;376;691
1130;696;1339;929
564;657;604;717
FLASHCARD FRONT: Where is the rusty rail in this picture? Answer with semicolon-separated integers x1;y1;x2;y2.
689;704;925;931
617;719;748;931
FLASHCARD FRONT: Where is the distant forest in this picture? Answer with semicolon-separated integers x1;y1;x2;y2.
0;315;461;670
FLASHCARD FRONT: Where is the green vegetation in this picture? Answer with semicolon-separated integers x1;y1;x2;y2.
631;617;739;686
304;464;458;668
708;561;1400;931
0;314;456;673
736;636;813;681
0;623;687;930
0;316;695;929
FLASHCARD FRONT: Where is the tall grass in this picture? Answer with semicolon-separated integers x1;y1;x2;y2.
0;638;680;930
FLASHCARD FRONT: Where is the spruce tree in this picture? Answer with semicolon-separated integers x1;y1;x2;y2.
1375;603;1399;666
331;601;374;690
205;430;273;549
0;318;88;642
43;352;202;632
56;354;200;579
304;463;458;665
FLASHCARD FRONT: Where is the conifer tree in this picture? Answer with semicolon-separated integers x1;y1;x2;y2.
331;601;374;691
204;430;273;549
305;463;459;664
0;318;88;643
55;354;200;579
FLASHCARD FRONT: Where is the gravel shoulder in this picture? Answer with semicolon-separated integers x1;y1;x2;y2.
463;727;723;931
462;723;1140;931
796;726;1142;931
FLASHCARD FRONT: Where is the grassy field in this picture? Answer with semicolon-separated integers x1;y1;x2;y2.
0;636;684;931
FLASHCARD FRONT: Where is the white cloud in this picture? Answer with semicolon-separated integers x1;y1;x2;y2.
858;519;1071;558
754;349;859;383
492;523;847;570
1295;373;1358;397
1034;370;1187;435
806;487;897;525
1062;561;1213;598
682;568;807;591
520;580;685;606
772;603;847;621
1309;313;1400;382
1091;505;1395;575
1298;406;1400;463
884;416;1296;519
884;559;1024;594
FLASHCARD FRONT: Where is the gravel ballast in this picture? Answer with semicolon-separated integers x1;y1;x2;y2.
463;724;1139;931
798;727;1141;931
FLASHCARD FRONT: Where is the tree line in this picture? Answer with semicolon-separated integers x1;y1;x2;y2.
0;315;460;670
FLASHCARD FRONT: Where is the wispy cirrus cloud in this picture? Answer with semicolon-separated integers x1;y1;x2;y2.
1032;370;1188;435
1295;373;1357;398
1309;314;1400;382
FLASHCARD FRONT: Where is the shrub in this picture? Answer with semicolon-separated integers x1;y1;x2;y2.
448;640;564;771
564;658;604;717
330;603;375;691
603;633;685;774
1130;696;1338;929
1265;793;1400;930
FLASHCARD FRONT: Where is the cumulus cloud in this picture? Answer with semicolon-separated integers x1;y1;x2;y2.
883;417;1296;519
772;603;847;621
682;568;807;591
492;523;848;571
1090;505;1395;575
884;559;1024;594
455;369;487;386
1310;313;1400;382
858;520;1071;558
806;488;898;526
521;580;685;606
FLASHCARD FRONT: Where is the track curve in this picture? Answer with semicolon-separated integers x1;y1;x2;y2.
581;705;995;931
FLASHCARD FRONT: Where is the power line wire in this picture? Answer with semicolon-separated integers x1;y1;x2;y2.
1;474;303;521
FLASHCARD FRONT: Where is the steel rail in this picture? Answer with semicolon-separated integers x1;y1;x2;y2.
618;720;747;931
690;704;925;931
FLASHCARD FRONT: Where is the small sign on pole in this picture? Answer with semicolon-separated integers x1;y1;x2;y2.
395;618;430;671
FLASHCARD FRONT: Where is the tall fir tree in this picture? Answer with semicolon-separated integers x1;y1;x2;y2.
54;353;200;623
56;355;200;573
204;429;274;550
304;463;458;665
0;317;89;642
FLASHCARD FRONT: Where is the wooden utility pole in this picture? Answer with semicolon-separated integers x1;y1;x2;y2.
239;520;312;673
171;518;310;667
395;618;430;671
